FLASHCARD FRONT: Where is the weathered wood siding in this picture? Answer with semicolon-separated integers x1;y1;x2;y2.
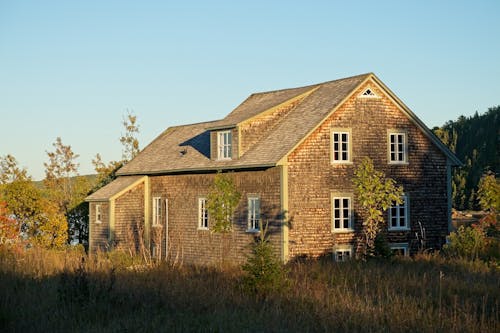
89;202;109;252
149;167;282;265
287;79;448;258
114;182;145;252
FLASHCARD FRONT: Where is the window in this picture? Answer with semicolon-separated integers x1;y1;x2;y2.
389;243;409;256
389;132;407;163
247;196;260;231
332;195;353;232
334;245;353;262
198;197;209;230
389;195;409;230
217;130;232;160
95;204;102;223
152;197;162;226
331;129;351;163
359;88;378;98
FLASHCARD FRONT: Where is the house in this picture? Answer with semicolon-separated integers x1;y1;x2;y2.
85;73;461;264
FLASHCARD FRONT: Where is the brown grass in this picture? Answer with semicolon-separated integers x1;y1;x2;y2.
0;246;498;332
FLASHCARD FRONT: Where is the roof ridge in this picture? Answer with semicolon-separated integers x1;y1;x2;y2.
249;73;372;96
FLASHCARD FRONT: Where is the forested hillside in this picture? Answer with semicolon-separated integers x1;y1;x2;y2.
433;106;499;210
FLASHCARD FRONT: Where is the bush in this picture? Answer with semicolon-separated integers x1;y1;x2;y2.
444;225;487;261
241;222;288;297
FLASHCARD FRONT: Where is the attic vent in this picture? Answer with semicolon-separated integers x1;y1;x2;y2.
361;88;376;97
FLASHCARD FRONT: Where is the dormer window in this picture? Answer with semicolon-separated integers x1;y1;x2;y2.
217;130;232;160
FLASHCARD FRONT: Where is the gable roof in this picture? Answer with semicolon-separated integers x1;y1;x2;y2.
116;73;460;176
86;175;145;201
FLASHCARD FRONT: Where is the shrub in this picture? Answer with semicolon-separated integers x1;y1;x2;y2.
444;225;487;261
242;221;288;297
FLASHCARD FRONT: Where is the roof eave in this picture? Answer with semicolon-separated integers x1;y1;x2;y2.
116;163;277;176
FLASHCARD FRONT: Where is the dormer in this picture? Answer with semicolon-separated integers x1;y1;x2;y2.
209;126;238;161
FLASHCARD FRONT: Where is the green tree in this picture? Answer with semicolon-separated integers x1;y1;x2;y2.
44;137;80;214
44;137;91;245
477;171;500;213
353;157;403;257
242;220;288;297
207;172;241;233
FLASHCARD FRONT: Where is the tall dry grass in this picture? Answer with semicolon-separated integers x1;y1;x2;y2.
0;245;498;332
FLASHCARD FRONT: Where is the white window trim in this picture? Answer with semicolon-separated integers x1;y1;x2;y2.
152;197;162;226
389;243;409;256
331;128;353;164
198;197;209;230
389;195;410;231
388;131;408;164
95;204;102;224
333;244;353;262
217;130;232;160
247;196;260;233
331;193;354;233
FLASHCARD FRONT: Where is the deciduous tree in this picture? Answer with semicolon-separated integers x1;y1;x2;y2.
353;157;403;257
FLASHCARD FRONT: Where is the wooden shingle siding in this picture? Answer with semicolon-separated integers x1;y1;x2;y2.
287;80;448;258
148;168;282;265
89;202;109;252
114;183;145;252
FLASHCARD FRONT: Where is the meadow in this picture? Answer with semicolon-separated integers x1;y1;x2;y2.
0;246;498;333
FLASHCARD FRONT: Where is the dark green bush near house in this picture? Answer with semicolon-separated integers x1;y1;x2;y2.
241;221;288;296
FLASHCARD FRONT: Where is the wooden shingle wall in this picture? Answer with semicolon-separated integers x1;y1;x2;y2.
89;202;109;252
287;80;448;258
148;167;282;265
114;183;145;252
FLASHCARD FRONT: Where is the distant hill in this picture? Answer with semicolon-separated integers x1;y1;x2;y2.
433;106;499;210
33;174;98;190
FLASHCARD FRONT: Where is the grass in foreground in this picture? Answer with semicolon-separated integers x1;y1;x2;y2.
0;246;498;333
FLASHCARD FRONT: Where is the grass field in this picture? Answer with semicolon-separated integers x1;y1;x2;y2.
0;246;498;332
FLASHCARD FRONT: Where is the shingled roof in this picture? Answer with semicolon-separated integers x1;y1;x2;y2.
115;72;460;177
86;175;144;201
117;73;370;175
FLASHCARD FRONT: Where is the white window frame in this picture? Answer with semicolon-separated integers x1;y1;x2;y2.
331;128;352;164
198;197;209;230
331;194;354;232
95;204;102;223
334;244;353;262
388;131;408;164
389;195;410;231
152;197;162;226
217;130;232;160
389;243;409;256
247;196;260;232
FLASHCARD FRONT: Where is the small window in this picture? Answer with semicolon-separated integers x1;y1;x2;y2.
247;196;260;231
334;245;353;262
152;197;162;226
198;197;209;230
390;243;409;256
332;195;353;232
217;130;232;160
331;129;351;163
359;88;378;98
95;204;102;223
389;132;407;163
389;195;409;230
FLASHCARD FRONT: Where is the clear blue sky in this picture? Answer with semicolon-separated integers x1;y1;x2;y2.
1;0;498;180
